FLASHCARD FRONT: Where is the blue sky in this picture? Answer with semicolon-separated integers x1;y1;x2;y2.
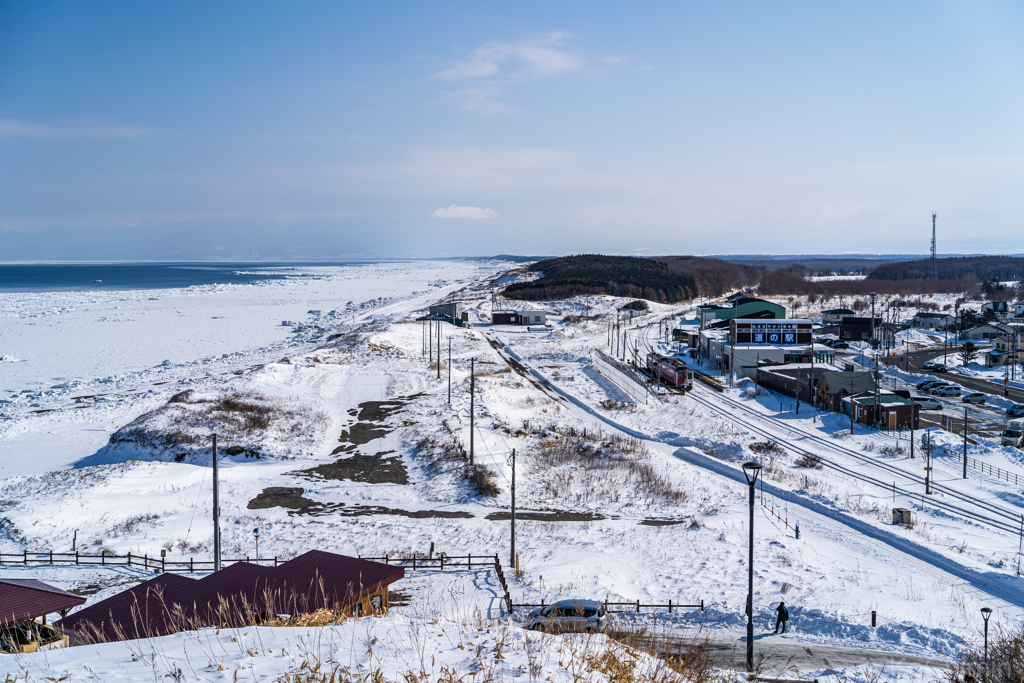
2;1;1023;260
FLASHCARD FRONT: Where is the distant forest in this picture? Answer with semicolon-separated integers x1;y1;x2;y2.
869;256;1024;282
657;256;761;297
758;270;979;297
502;254;761;302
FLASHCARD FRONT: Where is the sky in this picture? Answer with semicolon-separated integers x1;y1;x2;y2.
2;1;1024;261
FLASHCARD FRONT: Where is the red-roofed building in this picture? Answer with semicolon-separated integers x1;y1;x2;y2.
0;578;85;653
58;550;403;643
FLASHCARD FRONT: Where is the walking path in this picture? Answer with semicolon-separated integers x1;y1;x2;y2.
652;629;948;675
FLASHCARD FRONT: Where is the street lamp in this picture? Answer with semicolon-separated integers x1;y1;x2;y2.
742;461;763;672
253;528;261;562
981;607;993;663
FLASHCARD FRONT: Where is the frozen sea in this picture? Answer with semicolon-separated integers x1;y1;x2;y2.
0;259;501;476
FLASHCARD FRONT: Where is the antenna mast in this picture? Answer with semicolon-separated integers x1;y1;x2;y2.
931;212;937;280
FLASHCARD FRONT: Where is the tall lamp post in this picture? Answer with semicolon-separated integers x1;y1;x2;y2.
981;607;993;664
742;461;763;672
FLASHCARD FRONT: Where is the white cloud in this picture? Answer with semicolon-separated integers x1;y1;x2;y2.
432;204;498;219
444;87;512;115
0;118;150;139
436;32;584;81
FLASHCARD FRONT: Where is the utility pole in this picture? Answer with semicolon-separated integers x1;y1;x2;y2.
925;432;932;495
931;212;937;280
469;358;475;466
870;292;877;342
508;449;516;567
910;407;915;459
871;292;879;427
963;407;968;479
437;318;441;380
212;434;221;572
448;338;451;405
730;320;736;388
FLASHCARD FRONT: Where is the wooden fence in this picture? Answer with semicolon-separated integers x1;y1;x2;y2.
511;599;704;614
0;550;279;574
1;549;702;616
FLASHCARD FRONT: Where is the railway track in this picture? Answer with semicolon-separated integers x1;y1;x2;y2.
685;387;1024;536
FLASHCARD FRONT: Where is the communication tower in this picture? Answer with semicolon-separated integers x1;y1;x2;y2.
931;212;937;280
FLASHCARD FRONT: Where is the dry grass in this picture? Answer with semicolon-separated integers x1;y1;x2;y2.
533;426;688;506
110;389;325;461
464;463;500;497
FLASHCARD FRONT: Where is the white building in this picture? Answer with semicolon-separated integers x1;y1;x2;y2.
519;310;547;325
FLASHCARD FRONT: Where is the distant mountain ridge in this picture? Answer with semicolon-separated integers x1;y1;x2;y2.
868;256;1024;281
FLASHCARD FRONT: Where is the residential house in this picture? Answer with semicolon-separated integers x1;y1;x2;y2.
755;364;838;404
982;301;1010;316
986;335;1024;367
965;323;1007;341
816;371;875;412
851;394;920;430
839;317;881;342
821;308;855;326
912;311;954;329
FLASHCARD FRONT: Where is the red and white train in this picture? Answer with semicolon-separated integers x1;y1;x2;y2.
646;354;693;390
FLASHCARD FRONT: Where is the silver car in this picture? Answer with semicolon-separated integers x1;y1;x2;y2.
527;599;608;633
962;392;985;404
911;395;942;410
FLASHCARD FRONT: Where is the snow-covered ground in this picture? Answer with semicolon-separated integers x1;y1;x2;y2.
1;264;1019;680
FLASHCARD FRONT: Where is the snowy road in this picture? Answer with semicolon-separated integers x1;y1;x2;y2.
661;631;947;673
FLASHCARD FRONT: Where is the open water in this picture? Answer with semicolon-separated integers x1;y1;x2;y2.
0;263;361;292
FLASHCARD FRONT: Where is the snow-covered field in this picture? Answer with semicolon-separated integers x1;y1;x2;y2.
2;264;1021;681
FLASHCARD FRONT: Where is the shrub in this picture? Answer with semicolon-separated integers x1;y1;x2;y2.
796;453;823;469
749;441;786;456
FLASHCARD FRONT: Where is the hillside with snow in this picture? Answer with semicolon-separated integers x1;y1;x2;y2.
0;260;1019;681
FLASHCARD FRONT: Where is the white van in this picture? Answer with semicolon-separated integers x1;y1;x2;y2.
1002;419;1024;448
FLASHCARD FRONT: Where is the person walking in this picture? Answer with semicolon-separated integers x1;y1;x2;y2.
774;602;789;633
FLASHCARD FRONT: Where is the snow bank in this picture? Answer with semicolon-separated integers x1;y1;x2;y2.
3;613;693;683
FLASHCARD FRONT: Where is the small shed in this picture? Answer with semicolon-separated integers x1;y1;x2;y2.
492;311;519;325
0;579;85;653
892;508;913;526
429;302;465;321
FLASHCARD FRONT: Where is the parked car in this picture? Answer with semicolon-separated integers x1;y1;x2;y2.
912;396;943;410
527;600;608;633
932;364;949;373
962;392;986;404
1003;419;1024;448
917;380;942;390
831;341;850;349
1008;404;1024;418
930;385;961;397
